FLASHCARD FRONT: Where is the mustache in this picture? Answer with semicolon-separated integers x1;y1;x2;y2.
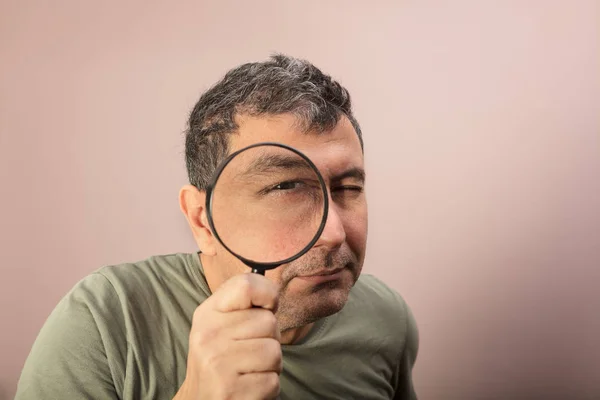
282;246;358;280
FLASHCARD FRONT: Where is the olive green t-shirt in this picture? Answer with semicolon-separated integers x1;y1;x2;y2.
15;253;419;399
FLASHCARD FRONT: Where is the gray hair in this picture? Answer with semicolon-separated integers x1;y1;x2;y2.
184;53;363;190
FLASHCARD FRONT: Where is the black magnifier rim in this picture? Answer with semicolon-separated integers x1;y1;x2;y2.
205;142;329;271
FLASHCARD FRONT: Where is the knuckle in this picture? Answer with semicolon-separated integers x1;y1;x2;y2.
265;372;281;394
265;339;282;361
260;310;278;329
236;274;254;298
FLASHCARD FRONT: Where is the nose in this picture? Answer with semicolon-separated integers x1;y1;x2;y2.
314;198;346;250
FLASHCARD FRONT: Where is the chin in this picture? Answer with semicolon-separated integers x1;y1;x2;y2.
278;280;353;330
309;287;350;318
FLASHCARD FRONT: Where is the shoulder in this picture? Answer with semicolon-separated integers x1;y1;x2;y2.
16;253;201;399
352;277;421;398
350;273;411;317
80;252;208;324
347;273;419;352
93;252;201;296
49;253;193;322
50;252;206;337
51;253;194;308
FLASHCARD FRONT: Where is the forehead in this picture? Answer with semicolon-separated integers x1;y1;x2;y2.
229;114;364;176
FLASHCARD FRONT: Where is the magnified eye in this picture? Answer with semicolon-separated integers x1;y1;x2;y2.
274;181;304;190
209;143;328;269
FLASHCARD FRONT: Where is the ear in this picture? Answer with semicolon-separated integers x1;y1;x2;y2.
179;184;217;256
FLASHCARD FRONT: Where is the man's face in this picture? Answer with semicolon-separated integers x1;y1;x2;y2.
209;113;368;331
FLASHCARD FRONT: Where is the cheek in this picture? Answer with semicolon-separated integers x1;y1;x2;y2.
213;238;254;277
342;203;368;251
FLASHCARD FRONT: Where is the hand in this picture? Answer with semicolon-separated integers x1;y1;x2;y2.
173;273;282;400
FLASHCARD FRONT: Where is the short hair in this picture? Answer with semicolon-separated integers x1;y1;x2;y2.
184;53;363;190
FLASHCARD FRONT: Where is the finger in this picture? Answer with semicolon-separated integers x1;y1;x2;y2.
228;338;283;374
218;308;280;341
210;273;279;313
235;372;281;400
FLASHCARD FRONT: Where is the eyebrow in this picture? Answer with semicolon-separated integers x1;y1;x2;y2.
243;153;315;176
331;167;366;184
239;152;366;183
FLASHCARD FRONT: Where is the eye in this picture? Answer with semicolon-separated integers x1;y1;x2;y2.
331;185;364;203
334;185;363;193
274;181;304;190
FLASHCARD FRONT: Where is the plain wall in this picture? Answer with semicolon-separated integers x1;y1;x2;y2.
1;1;598;399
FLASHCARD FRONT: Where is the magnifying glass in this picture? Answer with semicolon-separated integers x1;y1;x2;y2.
205;142;329;275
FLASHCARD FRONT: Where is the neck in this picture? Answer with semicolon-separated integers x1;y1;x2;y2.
200;253;225;293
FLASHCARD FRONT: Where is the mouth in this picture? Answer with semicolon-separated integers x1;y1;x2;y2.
295;267;346;284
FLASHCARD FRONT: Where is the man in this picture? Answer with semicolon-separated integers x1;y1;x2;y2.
16;54;419;399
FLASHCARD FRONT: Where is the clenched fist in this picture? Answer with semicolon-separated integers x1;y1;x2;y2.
173;273;282;400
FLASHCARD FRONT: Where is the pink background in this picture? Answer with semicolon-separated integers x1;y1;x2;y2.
1;1;598;399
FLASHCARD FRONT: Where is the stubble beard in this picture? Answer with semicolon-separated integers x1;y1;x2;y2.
274;247;362;332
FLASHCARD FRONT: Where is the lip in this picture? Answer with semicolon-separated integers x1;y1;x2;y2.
295;268;345;284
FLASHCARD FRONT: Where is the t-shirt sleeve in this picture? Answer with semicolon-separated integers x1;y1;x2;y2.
15;273;123;400
394;296;420;400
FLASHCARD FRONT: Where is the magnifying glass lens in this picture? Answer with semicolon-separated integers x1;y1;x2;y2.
210;145;327;265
